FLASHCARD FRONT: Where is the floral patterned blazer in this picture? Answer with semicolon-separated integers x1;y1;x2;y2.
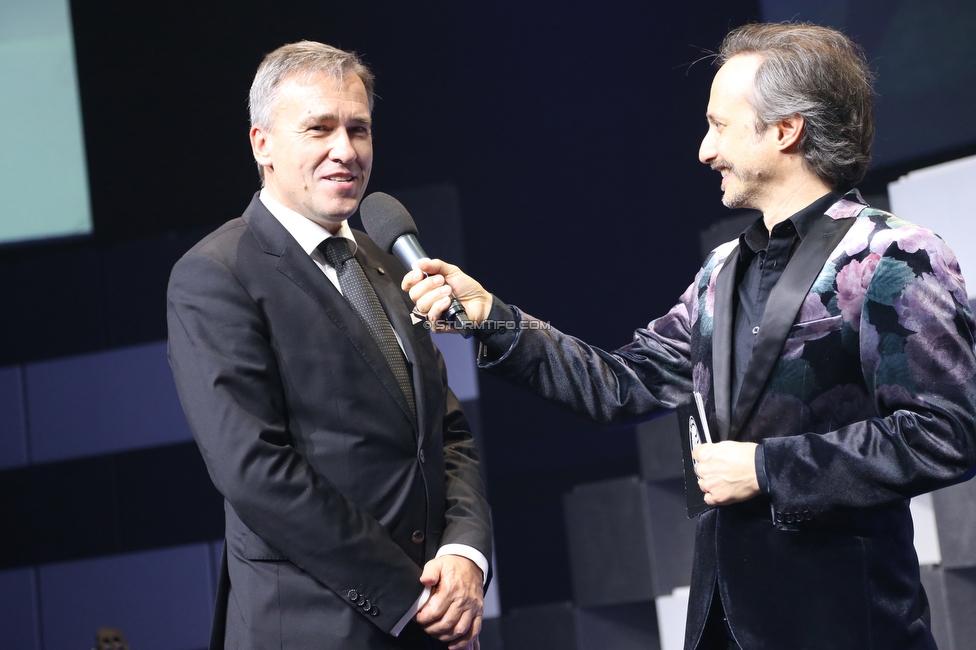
480;190;976;649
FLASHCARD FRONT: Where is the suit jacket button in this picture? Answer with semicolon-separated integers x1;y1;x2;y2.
363;600;371;612
412;530;425;544
348;590;358;601
371;607;380;617
357;595;366;606
785;513;794;524
775;512;783;523
419;449;426;463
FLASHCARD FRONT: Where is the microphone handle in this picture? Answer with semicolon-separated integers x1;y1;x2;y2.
392;235;473;338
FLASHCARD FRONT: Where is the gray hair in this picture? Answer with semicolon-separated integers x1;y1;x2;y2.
249;40;374;129
717;23;875;188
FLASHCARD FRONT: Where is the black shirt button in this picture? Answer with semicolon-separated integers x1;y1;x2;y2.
411;530;425;544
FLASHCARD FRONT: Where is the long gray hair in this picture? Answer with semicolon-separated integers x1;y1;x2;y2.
718;23;875;188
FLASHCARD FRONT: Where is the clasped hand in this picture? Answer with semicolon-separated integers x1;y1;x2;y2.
415;555;484;650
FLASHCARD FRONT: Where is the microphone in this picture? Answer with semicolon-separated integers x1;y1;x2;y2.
359;192;473;338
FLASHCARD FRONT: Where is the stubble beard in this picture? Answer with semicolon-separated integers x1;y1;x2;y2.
720;164;767;211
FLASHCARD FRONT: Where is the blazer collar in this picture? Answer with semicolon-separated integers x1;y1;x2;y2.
712;249;738;441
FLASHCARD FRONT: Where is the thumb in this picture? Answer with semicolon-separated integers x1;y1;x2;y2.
420;559;442;587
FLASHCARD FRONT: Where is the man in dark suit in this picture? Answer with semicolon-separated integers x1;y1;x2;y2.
167;41;491;650
404;23;976;649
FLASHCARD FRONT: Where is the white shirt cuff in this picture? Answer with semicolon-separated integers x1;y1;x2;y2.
389;544;489;637
391;587;430;637
435;544;489;586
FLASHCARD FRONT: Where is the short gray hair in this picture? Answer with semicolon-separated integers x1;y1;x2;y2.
717;23;875;188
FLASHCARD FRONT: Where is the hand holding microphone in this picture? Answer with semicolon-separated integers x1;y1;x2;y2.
360;192;491;337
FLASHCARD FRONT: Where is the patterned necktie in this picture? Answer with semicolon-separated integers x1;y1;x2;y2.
321;237;416;422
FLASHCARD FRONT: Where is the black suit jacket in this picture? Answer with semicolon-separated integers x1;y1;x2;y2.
167;195;492;649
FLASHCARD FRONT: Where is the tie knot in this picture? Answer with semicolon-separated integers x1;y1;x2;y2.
321;236;354;267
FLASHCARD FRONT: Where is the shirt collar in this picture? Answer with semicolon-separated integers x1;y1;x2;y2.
259;188;358;256
739;190;844;256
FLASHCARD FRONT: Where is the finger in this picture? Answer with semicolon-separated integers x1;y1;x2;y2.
421;600;460;636
406;273;447;305
413;287;454;322
426;295;456;329
401;266;431;292
416;257;456;276
416;593;449;626
420;560;442;588
440;607;474;642
447;615;482;650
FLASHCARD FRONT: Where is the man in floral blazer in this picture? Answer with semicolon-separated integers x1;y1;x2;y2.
404;22;976;650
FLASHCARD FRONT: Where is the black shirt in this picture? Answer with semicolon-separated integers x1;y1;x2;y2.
733;191;842;491
732;191;842;407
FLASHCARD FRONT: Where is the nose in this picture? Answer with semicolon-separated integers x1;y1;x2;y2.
329;129;357;163
699;129;716;165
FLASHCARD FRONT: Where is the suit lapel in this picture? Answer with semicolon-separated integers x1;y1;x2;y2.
243;198;417;431
712;250;738;441
729;215;856;437
357;247;431;440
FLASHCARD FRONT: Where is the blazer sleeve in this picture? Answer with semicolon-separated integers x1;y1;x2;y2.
761;234;976;514
477;280;699;427
167;248;424;633
438;370;493;572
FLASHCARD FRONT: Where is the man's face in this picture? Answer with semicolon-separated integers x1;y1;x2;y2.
698;54;781;212
251;71;373;232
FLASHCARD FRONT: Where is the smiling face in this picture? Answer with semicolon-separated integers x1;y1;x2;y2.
698;54;782;213
250;71;373;233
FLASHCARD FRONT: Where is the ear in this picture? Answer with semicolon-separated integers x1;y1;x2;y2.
250;125;273;171
773;114;804;152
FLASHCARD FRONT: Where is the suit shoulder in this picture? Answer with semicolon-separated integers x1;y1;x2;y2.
168;218;259;290
832;207;956;269
183;218;251;260
699;238;738;281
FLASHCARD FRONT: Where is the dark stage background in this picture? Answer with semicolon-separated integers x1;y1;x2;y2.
5;0;976;627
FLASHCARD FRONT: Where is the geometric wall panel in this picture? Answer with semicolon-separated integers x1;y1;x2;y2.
0;365;28;471
26;341;192;463
563;476;696;607
38;544;214;650
932;478;976;568
0;567;41;650
635;412;684;482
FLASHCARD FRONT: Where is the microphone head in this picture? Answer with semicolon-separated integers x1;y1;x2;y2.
359;192;418;253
